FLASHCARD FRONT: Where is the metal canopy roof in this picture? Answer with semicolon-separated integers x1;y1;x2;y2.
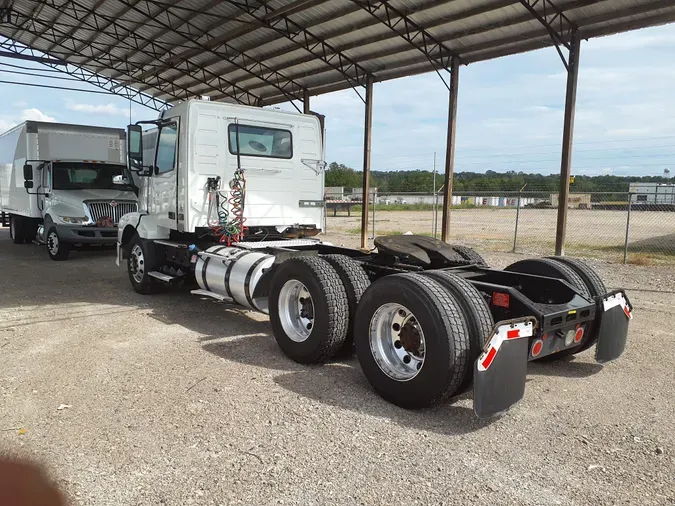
1;0;674;110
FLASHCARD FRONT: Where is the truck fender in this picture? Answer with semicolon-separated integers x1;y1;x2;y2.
117;212;170;244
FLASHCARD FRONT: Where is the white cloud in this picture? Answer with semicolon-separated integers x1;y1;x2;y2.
67;102;131;116
20;108;56;122
0;117;15;132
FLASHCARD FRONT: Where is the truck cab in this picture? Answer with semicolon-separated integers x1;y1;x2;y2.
119;99;325;244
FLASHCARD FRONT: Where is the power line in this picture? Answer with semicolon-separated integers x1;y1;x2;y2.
0;79;119;95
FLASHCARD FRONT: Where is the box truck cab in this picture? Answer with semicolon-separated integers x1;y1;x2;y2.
0;121;138;260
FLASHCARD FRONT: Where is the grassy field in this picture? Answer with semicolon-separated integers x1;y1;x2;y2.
327;208;675;264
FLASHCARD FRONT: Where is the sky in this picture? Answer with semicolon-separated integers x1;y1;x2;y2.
2;23;675;177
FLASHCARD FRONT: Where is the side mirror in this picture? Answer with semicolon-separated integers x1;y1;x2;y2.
23;163;33;181
24;180;34;189
127;124;144;172
112;174;130;186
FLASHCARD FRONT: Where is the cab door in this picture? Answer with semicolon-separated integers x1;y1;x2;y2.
150;121;179;230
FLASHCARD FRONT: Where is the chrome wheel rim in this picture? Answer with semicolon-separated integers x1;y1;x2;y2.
278;279;314;343
47;231;59;255
129;244;145;283
369;303;425;381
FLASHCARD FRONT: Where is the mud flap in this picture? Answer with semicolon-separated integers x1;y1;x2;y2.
595;291;632;364
116;241;122;267
473;318;536;419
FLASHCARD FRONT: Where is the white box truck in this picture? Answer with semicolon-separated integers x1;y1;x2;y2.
0;121;138;260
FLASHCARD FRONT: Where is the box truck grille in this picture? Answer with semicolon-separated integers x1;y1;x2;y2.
85;200;137;225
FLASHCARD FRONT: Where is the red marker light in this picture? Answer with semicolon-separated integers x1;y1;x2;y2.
574;327;584;343
531;340;543;357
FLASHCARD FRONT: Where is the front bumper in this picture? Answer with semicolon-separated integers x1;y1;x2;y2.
55;224;119;245
473;291;632;419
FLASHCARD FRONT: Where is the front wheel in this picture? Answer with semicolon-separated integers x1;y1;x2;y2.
127;234;159;294
46;227;70;261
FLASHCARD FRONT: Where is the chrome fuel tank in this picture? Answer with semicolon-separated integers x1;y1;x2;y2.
195;246;274;313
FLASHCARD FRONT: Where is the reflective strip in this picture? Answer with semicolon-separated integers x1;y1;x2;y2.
603;293;632;319
477;320;534;372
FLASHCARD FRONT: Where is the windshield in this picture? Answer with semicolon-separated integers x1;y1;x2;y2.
51;162;131;191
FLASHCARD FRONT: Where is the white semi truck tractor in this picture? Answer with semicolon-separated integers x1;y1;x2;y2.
0;121;138;260
117;99;632;419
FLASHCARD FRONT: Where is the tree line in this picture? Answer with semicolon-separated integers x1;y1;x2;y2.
325;162;672;194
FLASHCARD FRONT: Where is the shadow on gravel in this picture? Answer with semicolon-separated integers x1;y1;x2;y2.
201;333;305;372
527;358;603;378
197;324;492;436
273;365;493;437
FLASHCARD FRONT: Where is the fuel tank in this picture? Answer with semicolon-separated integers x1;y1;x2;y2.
195;246;275;313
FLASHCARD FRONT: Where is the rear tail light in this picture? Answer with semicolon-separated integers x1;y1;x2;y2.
531;339;543;357
574;327;584;343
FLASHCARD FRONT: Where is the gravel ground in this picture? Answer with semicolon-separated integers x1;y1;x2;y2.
1;228;674;506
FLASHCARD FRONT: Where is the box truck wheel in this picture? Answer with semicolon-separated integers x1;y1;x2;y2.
10;215;26;245
127;234;159;294
46;227;70;261
269;257;349;364
353;273;470;408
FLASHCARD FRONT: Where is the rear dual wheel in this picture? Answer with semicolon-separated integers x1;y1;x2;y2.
354;274;471;409
269;257;350;364
506;257;607;358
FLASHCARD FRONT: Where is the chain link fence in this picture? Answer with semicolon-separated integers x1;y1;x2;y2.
326;190;675;264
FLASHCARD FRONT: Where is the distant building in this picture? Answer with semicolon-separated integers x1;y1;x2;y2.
551;193;592;209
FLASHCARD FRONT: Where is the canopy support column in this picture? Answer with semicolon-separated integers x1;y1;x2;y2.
441;57;460;242
360;75;374;250
555;29;581;256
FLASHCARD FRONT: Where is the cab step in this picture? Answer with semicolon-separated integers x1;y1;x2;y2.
148;270;183;283
153;240;189;248
190;289;234;302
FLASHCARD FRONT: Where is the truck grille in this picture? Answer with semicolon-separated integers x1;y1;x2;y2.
85;200;137;225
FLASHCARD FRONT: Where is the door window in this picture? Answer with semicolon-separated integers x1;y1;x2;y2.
155;122;178;174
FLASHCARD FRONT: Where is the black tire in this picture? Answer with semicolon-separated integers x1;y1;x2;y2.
23;220;38;244
505;257;591;298
10;215;26;244
506;257;591;360
548;257;606;297
269;257;349;364
354;273;470;408
548;256;607;353
321;254;371;352
46;227;70;261
451;245;487;266
420;270;494;395
127;234;159;294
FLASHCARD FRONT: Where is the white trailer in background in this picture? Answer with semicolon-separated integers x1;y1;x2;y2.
0;121;138;260
629;182;675;206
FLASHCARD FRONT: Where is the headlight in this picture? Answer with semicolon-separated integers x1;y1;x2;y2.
59;216;88;224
